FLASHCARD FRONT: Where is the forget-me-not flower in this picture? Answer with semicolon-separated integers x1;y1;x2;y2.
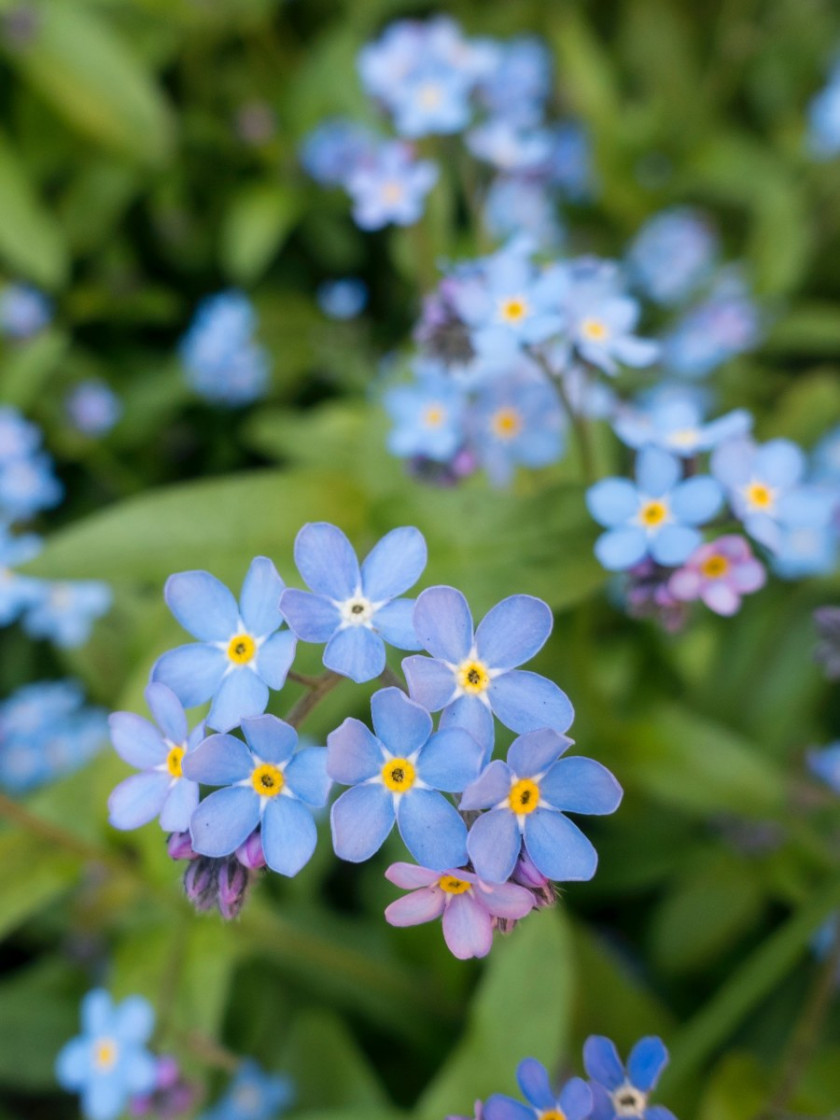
0;525;41;625
280;522;426;683
583;1035;676;1120
668;535;766;616
613;391;751;458
0;450;63;521
390;64;473;137
199;1060;294;1120
65;380;122;437
484;1060;593;1120
0;282;51;340
316;278;368;320
300;118;377;187
151;557;296;733
384;375;466;463
346;141;438;230
327;686;484;868
663;273;760;378
627;208;718;306
808;742;840;794
470;368;564;486
180;291;270;407
23;579;112;648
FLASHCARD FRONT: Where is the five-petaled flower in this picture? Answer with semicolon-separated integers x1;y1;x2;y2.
484;1058;593;1120
584;1035;676;1120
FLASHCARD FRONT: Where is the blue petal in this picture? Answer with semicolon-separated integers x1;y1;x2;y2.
261;796;318;876
560;1078;594;1120
361;526;427;601
114;996;154;1043
589;1080;618;1120
284;748;331;806
294;522;360;599
241;715;297;765
517;1058;555;1110
402;655;457;710
756;438;805;487
145;682;187;744
327;717;383;784
670;476;722;525
628;1037;669;1092
256;629;296;689
649;524;700;566
123;1048;157;1094
396;789;468;870
109;712;166;769
164;570;239;641
586;478;639;527
207;668;269;733
460;759;512;810
508;728;571;778
489;671;575;735
81;989;113;1035
374;598;422;650
151;643;227;708
636;447;680;496
181;733;253;785
412;586;474;661
524;810;598;881
595;527;648;570
324;626;385;683
330;784;395;861
108;772;170;830
83;1074;126;1120
55;1037;90;1089
371;687;432;754
239;556;285;637
583;1036;625;1090
474;595;553;671
439;695;495;763
159;777;199;832
278;589;339;642
190;786;260;857
417;728;484;792
483;1096;534;1120
540;757;623;815
467;807;521;883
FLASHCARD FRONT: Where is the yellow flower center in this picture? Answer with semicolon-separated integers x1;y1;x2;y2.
509;777;540;815
438;875;471;895
166;745;185;778
581;316;608;341
639;499;669;527
456;659;490;695
700;554;729;579
745;481;775;511
541;1111;567;1120
491;408;522;440
382;757;416;793
499;296;529;324
423;405;446;428
382;180;404;204
227;634;256;665
251;763;284;797
93;1038;118;1071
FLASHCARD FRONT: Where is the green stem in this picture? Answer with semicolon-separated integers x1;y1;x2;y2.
534;351;597;485
0;792;125;869
378;666;406;691
287;669;323;689
285;670;344;728
175;1028;240;1073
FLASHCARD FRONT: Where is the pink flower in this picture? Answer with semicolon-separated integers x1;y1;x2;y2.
668;534;765;616
384;862;535;959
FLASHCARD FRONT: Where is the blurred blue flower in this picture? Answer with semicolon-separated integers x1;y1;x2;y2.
587;447;722;570
613;390;751;457
0;406;40;461
483;176;563;249
22;579;112;648
346;141;438;230
469;367;564;486
0;524;41;625
108;683;202;833
546;121;595;201
808;72;840;158
583;1035;676;1120
403;586;573;757
384;375;466;462
199;1060;293;1120
466;119;552;172
180;291;270;407
484;1060;592;1120
316;278;368;320
55;989;157;1120
808;742;840;793
0;282;51;340
772;518;838;579
327;687;483;867
390;64;473;137
813;423;840;483
460;729;621;883
183;715;330;876
476;35;552;125
65;380;122;436
663;273;760;378
151;557;296;733
280;522;426;683
0;448;63;522
627;208;718;306
300;118;377;186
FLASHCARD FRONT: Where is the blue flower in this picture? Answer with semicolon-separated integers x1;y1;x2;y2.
583;1035;676;1120
151;557;296;733
316;278;368;320
476;35;552;126
613;390;751;457
0;524;41;625
22;579;112;648
402;587;573;758
546;121;595;201
199;1060;294;1120
0;407;40;461
808;73;840;159
300;118;377;187
183;716;330;877
663;272;760;378
180;291;270;407
813;423;840;483
384;375;466;463
469;368;564;486
66;380;122;436
108;683;202;833
627;208;718;306
484;1060;592;1120
483;176;563;250
327;686;483;868
0;282;51;340
808;742;840;793
390;64;473;138
280;522;426;683
587;447;722;571
466;119;552;172
772;517;838;579
55;989;157;1120
346;141;438;230
0;448;63;521
460;729;622;884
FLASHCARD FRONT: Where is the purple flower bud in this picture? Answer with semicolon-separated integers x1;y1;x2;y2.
183;858;218;912
511;852;557;909
129;1056;198;1120
815;606;840;680
235;828;267;869
217;857;250;920
167;831;197;861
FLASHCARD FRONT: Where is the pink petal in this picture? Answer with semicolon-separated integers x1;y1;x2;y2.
668;567;702;601
442;893;494;959
385;887;446;927
702;581;740;616
476;880;536;920
731;559;766;593
385;862;441;889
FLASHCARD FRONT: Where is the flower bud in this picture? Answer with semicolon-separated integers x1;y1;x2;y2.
511;852;556;909
167;832;196;862
235;828;266;869
183;858;218;912
217;857;250;920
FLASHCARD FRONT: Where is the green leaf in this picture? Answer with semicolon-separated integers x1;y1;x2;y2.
0;134;68;286
220;183;303;284
0;829;79;942
765;302;840;356
697;1052;768;1120
0;329;69;409
6;3;174;165
0;959;81;1089
415;909;573;1120
282;1010;390;1111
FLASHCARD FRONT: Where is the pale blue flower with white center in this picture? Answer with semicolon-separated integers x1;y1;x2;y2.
808;742;840;794
346;141;438;230
300;118;377;187
460;728;622;884
627;208;718;306
108;683;202;833
0;448;63;521
613;391;752;457
390;64;473;137
327;686;484;868
151;557;296;733
466;119;553;173
316;278;368;320
484;1061;592;1120
584;1035;676;1120
0;524;41;625
199;1060;294;1120
402;586;573;759
0;407;39;462
55;989;157;1120
183;716;330;877
66;380;122;436
384;375;466;463
23;579;112;648
587;447;723;571
0;282;51;340
663;272;760;378
469;367;564;486
280;522;427;684
180;291;269;407
772;516;838;579
477;35;552;126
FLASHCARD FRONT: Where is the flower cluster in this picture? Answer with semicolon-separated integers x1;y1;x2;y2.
180;290;270;407
108;522;621;951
